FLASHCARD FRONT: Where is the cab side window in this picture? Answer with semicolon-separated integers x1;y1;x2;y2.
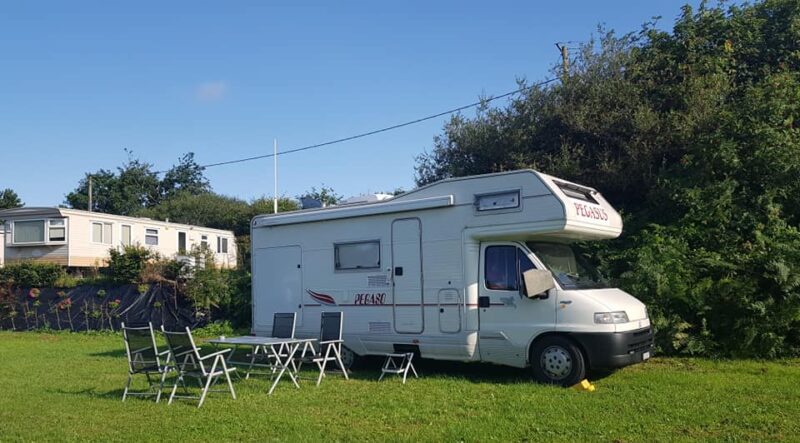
485;246;535;291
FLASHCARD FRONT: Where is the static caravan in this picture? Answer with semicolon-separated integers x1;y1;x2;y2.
0;207;237;269
251;170;653;385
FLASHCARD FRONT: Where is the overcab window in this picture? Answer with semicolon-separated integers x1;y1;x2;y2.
334;241;380;270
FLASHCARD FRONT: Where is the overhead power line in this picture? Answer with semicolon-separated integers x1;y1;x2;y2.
161;77;558;173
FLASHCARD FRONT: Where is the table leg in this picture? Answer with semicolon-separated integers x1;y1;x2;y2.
245;344;261;379
268;342;301;395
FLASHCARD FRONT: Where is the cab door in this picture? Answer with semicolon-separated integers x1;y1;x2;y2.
477;242;557;367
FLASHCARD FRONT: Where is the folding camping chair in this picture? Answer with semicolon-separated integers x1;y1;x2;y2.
271;312;298;366
161;326;237;408
121;322;172;403
379;352;419;384
242;312;298;377
307;312;349;386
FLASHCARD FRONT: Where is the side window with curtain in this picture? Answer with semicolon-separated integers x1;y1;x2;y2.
484;246;535;291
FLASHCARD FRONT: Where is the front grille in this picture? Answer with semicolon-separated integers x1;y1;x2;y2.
627;328;654;353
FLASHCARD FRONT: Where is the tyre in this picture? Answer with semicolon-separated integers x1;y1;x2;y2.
338;346;363;370
530;335;586;387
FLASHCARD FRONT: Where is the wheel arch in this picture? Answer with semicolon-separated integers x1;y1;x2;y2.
527;332;591;368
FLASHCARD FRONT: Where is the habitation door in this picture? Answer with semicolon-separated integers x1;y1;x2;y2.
392;218;423;333
253;246;303;331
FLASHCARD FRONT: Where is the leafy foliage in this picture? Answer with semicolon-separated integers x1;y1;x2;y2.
0;188;23;209
158;152;211;200
107;245;153;283
0;262;65;287
299;185;342;207
136;192;298;237
64;150;208;215
416;0;800;357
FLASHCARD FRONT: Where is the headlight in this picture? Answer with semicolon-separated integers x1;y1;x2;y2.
594;311;629;324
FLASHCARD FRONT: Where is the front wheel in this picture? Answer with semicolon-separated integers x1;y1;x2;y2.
530;335;586;387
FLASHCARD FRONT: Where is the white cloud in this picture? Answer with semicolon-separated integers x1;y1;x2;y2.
195;81;228;102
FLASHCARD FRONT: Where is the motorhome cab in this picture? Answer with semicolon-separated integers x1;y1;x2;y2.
251;170;653;385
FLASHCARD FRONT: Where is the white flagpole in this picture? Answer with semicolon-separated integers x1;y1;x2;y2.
273;138;278;213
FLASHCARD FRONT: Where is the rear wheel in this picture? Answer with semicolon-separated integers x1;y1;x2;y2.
530;335;586;387
338;346;362;370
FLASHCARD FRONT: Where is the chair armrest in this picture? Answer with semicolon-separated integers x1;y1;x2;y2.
199;349;232;360
318;339;344;345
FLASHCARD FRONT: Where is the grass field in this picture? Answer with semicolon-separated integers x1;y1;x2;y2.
0;331;798;442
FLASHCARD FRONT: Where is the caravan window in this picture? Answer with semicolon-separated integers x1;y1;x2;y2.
217;237;228;254
484;246;535;291
48;219;66;242
475;190;520;212
91;222;113;244
554;181;598;204
334;241;380;270
13;220;46;243
145;228;159;246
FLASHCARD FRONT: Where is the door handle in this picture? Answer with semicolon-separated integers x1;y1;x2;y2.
439;308;444;313
478;296;490;308
394;266;403;276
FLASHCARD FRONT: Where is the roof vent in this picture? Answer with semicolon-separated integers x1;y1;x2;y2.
300;197;323;209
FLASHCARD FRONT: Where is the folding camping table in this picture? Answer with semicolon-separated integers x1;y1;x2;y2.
208;336;316;395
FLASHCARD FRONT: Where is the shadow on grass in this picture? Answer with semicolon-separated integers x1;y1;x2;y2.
89;349;127;359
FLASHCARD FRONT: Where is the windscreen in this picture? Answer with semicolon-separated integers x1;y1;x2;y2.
526;242;608;290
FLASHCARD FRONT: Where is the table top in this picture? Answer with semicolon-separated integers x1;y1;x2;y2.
208;336;316;346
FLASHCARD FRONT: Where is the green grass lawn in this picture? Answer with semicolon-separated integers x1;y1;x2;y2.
0;331;798;442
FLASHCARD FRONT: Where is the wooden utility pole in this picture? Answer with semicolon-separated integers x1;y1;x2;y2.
88;175;93;212
555;43;569;76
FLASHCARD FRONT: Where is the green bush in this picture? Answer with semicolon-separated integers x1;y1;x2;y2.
183;267;250;328
107;245;153;283
53;274;80;289
0;262;65;287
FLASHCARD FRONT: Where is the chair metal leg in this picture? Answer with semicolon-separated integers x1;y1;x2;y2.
198;358;221;408
222;359;237;400
332;345;349;380
122;373;133;401
168;375;182;405
198;375;214;408
156;370;169;403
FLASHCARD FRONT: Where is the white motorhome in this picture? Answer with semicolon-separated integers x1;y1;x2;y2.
251;170;653;385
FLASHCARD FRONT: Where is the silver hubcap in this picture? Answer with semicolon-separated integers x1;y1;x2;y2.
540;345;572;380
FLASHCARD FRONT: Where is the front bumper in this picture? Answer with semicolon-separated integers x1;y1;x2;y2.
569;326;654;369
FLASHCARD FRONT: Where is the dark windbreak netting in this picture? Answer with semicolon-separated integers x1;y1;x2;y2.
0;285;205;332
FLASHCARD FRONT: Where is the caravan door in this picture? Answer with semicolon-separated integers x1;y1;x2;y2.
392;218;423;333
253;246;303;331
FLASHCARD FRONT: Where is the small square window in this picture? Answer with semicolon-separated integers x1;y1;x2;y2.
145;228;159;246
92;222;113;244
475;191;520;212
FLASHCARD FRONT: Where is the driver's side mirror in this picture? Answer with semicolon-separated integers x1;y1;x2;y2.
522;269;556;299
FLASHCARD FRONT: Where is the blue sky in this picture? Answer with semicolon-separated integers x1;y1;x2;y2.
1;0;700;206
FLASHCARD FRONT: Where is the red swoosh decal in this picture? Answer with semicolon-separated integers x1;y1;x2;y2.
307;289;337;305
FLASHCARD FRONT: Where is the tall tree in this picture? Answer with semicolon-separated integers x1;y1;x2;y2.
159;152;211;200
415;0;800;358
0;188;23;209
64;170;117;212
